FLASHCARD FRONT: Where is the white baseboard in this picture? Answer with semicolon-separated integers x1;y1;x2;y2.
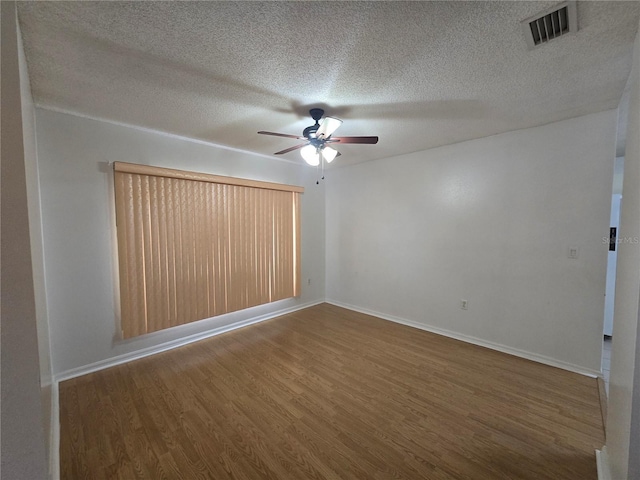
50;380;60;480
326;299;601;378
596;447;611;480
55;300;323;383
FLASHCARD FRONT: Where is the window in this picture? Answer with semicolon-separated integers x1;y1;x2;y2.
113;162;303;338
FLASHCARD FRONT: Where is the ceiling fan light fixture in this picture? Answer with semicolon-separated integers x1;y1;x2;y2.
322;146;338;163
301;144;320;166
316;116;343;139
259;108;378;165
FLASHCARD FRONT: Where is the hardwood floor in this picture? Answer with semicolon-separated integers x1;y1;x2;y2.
60;303;604;479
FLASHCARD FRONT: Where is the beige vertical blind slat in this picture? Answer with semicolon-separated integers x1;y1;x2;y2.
172;178;184;326
262;189;270;304
256;188;264;305
245;187;253;307
257;188;264;304
267;190;275;301
276;190;283;300
246;187;253;307
285;192;293;297
115;173;132;337
176;178;187;326
220;184;230;314
204;182;213;317
239;186;247;309
133;175;148;335
164;178;175;328
280;191;287;300
148;177;161;333
286;192;293;298
159;178;170;328
294;192;301;297
285;192;294;298
215;184;226;317
114;164;303;338
191;180;201;321
195;181;207;321
184;178;194;326
186;178;197;326
228;185;238;314
251;188;257;305
180;179;191;326
250;187;258;307
272;190;280;301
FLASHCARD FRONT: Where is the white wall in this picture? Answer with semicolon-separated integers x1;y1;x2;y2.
613;156;624;195
18;7;54;467
606;20;640;480
35;108;326;376
0;2;50;478
326;110;616;374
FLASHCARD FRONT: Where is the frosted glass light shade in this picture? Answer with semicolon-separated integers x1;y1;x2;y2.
316;117;343;139
322;146;338;163
300;145;320;166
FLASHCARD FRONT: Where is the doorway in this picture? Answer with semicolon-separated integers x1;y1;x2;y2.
602;156;624;393
604;193;622;337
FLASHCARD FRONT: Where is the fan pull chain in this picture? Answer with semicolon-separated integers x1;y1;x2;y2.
316;148;326;184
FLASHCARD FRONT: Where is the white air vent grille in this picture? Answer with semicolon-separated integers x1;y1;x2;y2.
522;1;577;49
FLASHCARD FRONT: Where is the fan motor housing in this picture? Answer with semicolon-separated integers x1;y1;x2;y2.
303;108;325;139
309;108;324;122
303;125;318;139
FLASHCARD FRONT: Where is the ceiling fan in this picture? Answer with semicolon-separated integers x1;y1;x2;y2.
258;108;378;166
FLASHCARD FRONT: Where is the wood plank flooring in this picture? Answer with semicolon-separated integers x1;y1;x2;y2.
60;303;604;479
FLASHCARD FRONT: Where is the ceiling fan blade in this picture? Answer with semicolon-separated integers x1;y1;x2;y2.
258;131;305;140
274;143;307;155
316;117;343;139
329;136;379;144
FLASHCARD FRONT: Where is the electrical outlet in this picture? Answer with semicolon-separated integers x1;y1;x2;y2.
460;299;468;310
307;278;311;285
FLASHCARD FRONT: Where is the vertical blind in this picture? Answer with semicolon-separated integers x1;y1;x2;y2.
113;162;303;338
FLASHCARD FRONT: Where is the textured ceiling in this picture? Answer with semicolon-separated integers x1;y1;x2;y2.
17;1;640;167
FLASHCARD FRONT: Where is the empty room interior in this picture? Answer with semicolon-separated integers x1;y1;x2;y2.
4;1;640;479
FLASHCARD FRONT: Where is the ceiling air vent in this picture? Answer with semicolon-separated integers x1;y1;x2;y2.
521;1;577;49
